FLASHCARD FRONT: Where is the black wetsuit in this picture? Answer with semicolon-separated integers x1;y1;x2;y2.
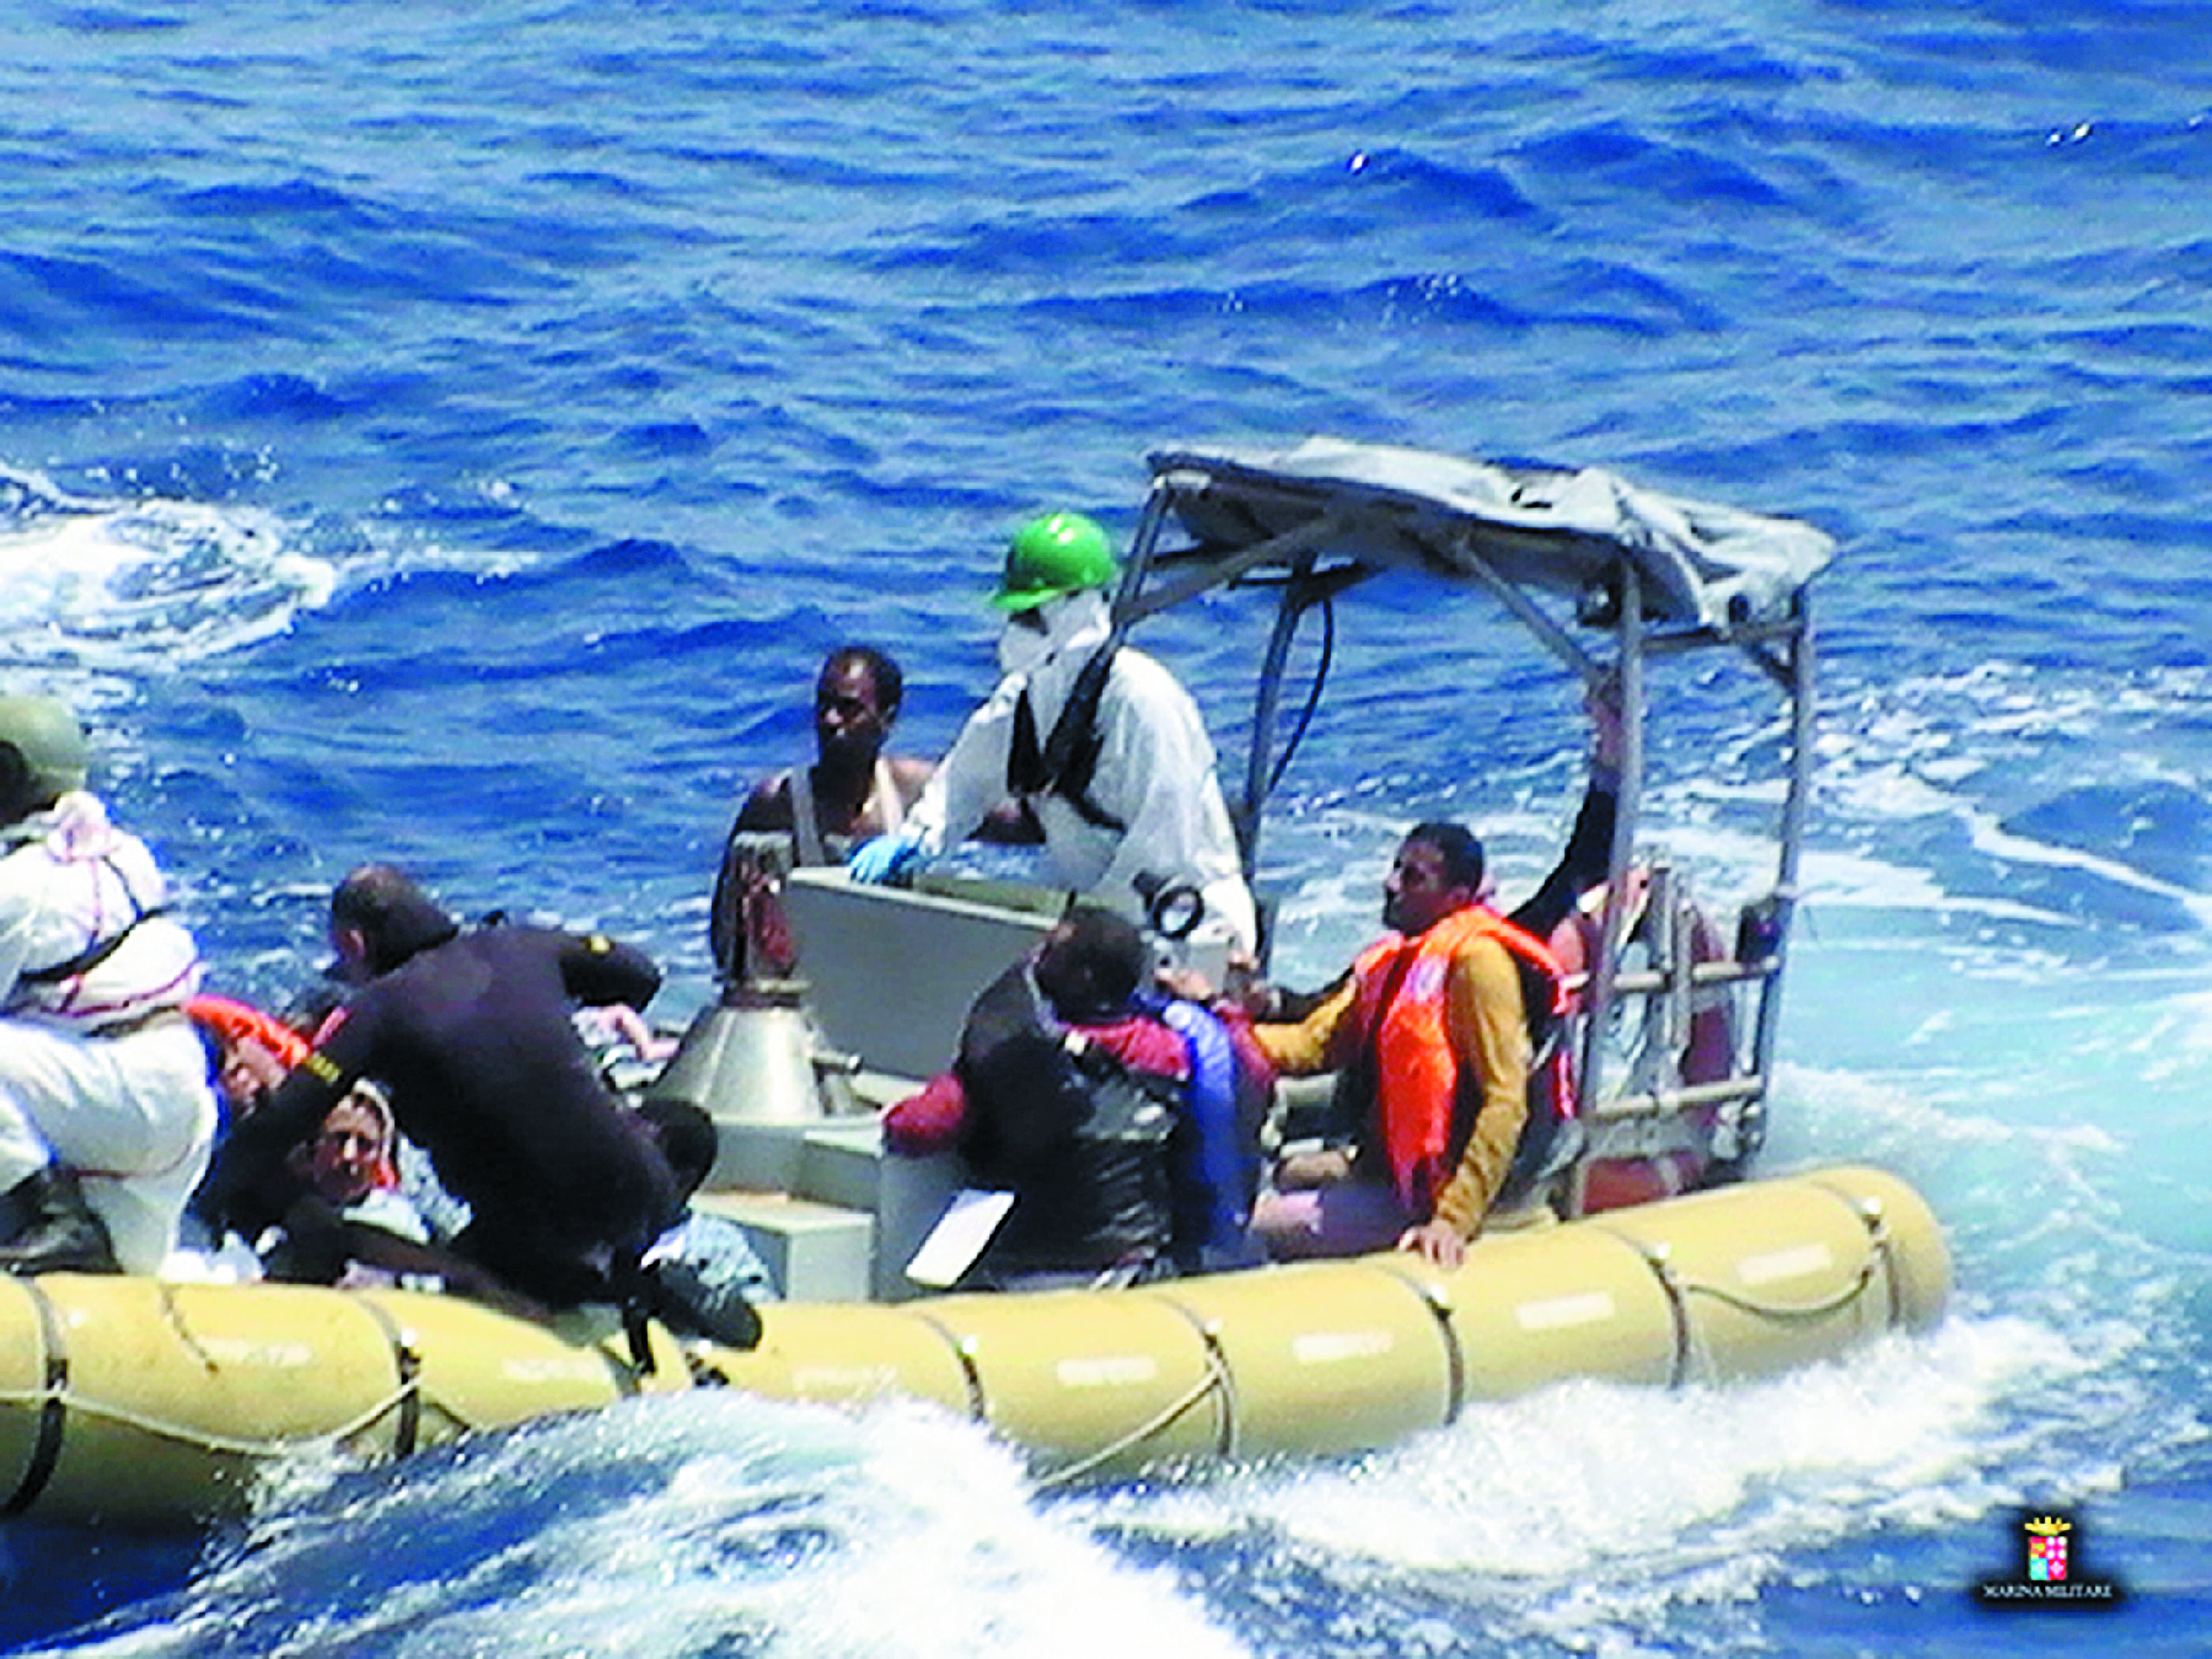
1511;775;1619;942
201;925;679;1307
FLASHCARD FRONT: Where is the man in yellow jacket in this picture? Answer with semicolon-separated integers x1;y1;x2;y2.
1231;694;1621;1268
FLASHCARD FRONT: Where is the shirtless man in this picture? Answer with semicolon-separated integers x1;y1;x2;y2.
730;646;930;864
709;646;931;981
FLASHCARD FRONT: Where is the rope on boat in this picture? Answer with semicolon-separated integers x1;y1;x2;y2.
154;1279;223;1371
355;1292;429;1457
0;1281;445;1484
1641;1201;1896;1386
0;1375;425;1461
1678;1252;1883;1322
1685;1203;1896;1324
1631;1241;1694;1387
1033;1341;1233;1491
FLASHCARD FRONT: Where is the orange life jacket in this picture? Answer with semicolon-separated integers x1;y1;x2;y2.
184;994;310;1069
1345;905;1567;1212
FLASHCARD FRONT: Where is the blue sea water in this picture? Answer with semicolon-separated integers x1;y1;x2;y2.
2;0;2208;1652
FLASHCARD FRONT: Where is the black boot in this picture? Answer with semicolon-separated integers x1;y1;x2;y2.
0;1165;121;1276
646;1253;764;1351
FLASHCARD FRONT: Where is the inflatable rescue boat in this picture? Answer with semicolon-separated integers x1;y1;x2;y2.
3;438;1953;1529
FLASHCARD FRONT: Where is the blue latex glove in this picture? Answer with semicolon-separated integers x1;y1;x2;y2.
848;832;923;885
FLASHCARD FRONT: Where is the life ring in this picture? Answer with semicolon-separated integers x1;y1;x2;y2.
1546;867;1739;1213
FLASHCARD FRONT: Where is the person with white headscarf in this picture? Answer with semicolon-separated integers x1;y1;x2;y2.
850;511;1257;959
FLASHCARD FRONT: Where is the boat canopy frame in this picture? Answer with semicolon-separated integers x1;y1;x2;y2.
1102;436;1836;1178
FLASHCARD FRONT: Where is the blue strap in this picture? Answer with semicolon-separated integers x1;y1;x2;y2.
1151;995;1256;1258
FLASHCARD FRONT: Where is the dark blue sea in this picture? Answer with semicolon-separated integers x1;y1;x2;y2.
3;1;2208;1653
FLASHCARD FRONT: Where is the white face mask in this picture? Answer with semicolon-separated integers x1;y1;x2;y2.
996;613;1051;677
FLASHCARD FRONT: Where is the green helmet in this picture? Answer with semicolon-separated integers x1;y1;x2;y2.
993;511;1119;611
0;696;89;820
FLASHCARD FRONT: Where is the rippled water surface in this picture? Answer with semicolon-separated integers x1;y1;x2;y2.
2;2;2207;1653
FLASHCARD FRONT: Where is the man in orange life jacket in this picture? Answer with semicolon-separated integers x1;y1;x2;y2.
1227;692;1622;1268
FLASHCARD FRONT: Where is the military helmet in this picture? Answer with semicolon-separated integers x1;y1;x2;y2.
0;696;89;819
992;511;1119;611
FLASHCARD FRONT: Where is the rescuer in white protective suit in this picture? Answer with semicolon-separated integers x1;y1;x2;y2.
850;511;1258;962
0;697;219;1277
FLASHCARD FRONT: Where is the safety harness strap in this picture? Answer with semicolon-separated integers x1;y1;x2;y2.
1007;647;1127;832
12;853;169;988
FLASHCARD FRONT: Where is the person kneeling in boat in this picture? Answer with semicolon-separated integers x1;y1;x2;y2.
197;865;760;1352
1214;692;1623;1268
885;903;1268;1290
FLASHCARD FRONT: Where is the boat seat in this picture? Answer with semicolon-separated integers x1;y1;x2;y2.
691;1191;873;1304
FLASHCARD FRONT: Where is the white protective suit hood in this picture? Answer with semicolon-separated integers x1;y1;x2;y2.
994;588;1111;684
0;790;202;1022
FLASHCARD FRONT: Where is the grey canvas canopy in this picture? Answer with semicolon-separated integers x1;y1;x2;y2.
1139;435;1833;636
1098;435;1834;1143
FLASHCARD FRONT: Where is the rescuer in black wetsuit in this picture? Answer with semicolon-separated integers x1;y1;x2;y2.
200;864;759;1349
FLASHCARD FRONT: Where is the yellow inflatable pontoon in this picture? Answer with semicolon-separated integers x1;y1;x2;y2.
1;1164;1947;1529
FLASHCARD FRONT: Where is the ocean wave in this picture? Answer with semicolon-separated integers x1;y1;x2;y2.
0;467;333;670
21;1394;1250;1659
